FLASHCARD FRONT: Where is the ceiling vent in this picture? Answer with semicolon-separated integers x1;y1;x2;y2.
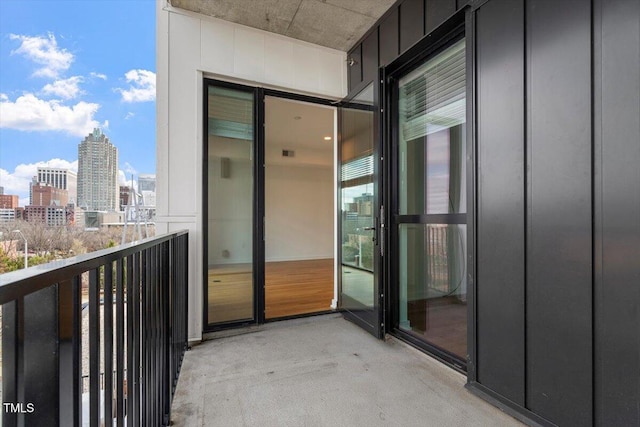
282;149;295;158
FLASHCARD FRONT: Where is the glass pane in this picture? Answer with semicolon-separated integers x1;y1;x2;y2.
207;86;254;325
398;39;466;215
341;84;376;312
398;224;467;359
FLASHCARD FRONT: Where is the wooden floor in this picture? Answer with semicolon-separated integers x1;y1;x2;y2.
406;296;467;360
265;259;334;319
207;264;253;324
208;259;334;324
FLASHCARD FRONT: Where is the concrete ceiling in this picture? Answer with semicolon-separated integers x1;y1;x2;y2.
169;0;397;51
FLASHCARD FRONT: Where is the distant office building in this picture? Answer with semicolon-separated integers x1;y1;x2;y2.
0;186;4;195
14;207;24;221
34;167;77;206
30;183;68;207
24;204;74;226
120;185;131;211
77;128;119;211
0;208;16;223
0;194;19;209
138;174;156;192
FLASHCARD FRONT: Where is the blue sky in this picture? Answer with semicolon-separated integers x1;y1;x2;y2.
0;0;156;206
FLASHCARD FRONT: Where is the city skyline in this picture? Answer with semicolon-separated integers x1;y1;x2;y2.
0;0;157;206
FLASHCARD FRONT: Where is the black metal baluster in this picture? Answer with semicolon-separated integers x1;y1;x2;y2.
126;254;135;427
2;298;22;427
133;251;141;427
59;277;80;427
89;268;100;427
115;258;125;427
104;262;114;426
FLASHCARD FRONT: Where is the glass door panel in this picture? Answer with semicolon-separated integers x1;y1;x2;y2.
339;83;382;337
394;39;467;363
206;85;255;326
264;96;335;319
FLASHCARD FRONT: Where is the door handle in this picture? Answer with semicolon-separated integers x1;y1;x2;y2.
363;226;375;231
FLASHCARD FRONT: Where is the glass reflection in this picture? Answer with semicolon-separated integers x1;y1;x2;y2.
399;224;467;359
206;86;254;325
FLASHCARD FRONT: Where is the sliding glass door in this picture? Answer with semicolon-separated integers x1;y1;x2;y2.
392;38;468;365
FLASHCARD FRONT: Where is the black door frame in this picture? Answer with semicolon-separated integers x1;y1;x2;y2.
203;78;342;333
202;78;263;332
337;80;385;339
382;8;475;373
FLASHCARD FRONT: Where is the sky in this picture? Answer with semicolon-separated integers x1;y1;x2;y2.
0;0;156;206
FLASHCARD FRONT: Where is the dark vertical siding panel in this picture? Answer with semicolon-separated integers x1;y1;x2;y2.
348;44;362;93
362;29;379;85
595;0;640;424
476;0;525;405
379;8;399;66
426;0;456;34
527;0;592;425
400;0;424;53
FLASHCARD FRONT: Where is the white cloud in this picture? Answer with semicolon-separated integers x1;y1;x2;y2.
41;75;84;99
124;162;137;175
0;93;104;136
116;69;155;103
0;159;78;205
90;72;107;80
9;33;74;78
118;170;137;191
124;112;135;120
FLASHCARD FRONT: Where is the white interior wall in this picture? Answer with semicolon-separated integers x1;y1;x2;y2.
156;0;347;341
265;164;333;262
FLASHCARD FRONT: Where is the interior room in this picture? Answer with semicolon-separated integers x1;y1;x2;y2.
264;96;335;319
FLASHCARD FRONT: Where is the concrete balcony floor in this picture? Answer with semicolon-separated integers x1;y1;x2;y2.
171;314;523;427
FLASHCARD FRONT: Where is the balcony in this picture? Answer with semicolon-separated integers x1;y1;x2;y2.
1;229;521;426
170;314;522;427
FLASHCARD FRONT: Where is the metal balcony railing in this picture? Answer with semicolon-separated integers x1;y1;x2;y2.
0;230;189;427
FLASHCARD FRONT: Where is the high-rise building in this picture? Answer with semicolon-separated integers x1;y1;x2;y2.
33;167;77;206
77;128;119;211
138;174;156;192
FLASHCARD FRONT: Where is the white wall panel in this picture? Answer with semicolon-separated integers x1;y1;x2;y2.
233;28;265;80
264;37;295;88
200;19;234;75
292;44;322;92
319;50;347;97
168;12;200;216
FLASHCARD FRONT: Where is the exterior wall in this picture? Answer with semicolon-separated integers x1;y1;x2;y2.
346;0;639;425
30;184;69;207
473;0;639;425
156;0;347;341
0;195;19;209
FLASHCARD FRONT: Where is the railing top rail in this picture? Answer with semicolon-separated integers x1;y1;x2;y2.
0;229;188;304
